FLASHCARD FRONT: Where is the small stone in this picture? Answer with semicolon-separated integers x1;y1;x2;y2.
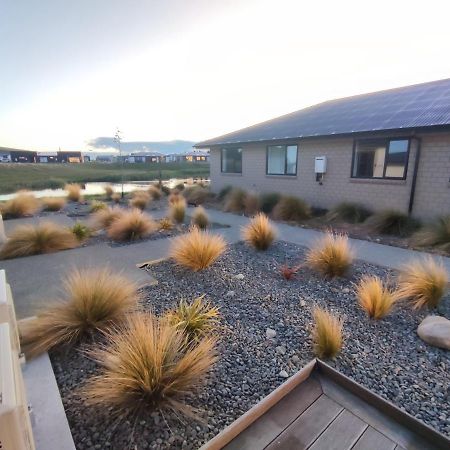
234;274;244;280
276;346;286;355
226;290;235;297
342;287;350;294
279;370;289;378
300;299;306;307
417;316;450;350
266;328;277;339
291;355;300;364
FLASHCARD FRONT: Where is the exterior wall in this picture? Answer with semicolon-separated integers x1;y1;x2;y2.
209;131;450;220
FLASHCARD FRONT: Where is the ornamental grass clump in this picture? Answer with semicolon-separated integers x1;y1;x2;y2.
92;207;125;230
355;275;398;319
0;222;78;259
170;197;187;224
0;192;40;218
191;206;209;230
243;192;260;216
170;227;226;271
305;232;353;278
259;192;280;214
327;202;372;224
82;313;217;420
396;258;448;309
166;295;220;341
311;307;343;359
367;210;420;237
273;195;311;223
168;191;182;205
107;209;157;241
183;186;209;205
104;185;114;199
129;191;151;210
158;217;173;231
65;183;82;202
71;222;91;242
411;216;450;253
111;193;121;204
89;200;107;213
224;188;246;213
42;197;66;212
147;185;162;200
20;268;140;357
242;213;276;250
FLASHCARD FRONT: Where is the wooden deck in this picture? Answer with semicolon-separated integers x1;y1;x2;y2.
203;360;449;450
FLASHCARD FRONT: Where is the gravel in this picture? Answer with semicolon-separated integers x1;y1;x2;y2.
51;240;450;449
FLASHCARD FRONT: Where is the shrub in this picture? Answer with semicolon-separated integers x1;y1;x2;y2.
280;264;300;280
168;191;182;205
259;192;280;214
327;202;372;224
311;307;343;359
129;191;151;210
191;206;209;230
111;193;121;204
305;232;353;278
42;197;66;212
160;185;171;196
218;185;232;201
396;258;448;309
166;295;220;341
170;197;187;224
184;186;209;205
107;209;157;241
82;313;216;419
0;192;40;218
242;213;276;250
243;192;260;216
71;222;91;242
92;207;125;230
175;182;185;191
148;185;162;200
170;227;226;271
273;195;311;222
159;217;174;231
20;268;139;357
367;210;420;237
89;200;107;213
0;222;78;259
224;188;246;213
411;216;450;253
355;276;397;319
65;183;82;202
104;185;114;199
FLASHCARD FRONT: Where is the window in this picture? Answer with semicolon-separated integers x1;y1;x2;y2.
352;139;409;179
221;148;242;173
267;145;298;175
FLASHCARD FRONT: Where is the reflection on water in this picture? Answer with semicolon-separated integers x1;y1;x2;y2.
0;178;209;201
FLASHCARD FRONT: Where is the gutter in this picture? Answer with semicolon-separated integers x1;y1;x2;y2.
408;137;422;215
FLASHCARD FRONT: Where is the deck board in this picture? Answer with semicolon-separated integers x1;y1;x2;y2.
352;427;396;450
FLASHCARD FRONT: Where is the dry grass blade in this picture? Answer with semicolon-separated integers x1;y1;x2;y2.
0;222;78;259
170;197;187;224
168;192;182;205
355;275;397;319
20;268;139;357
242;213;276;250
411;216;450;253
191;206;209;230
107;209;157;241
65;183;82;202
305;232;353;278
272;195;311;223
82;313;217;420
396;258;448;309
170;227;226;271
91;207;125;230
184;186;209;205
111;193;121;204
0;192;40;218
311;307;343;359
158;217;173;231
42;197;66;212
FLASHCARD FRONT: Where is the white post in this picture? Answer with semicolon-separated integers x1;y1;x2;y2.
0;213;6;245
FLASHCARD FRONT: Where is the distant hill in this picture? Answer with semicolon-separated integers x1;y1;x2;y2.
86;138;196;155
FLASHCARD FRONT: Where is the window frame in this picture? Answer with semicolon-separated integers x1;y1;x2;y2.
350;138;411;180
220;147;242;174
266;144;298;176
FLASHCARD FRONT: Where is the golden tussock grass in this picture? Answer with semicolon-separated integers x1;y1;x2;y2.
82;312;217;419
355;276;398;319
107;209;157;241
20;268;139;357
65;183;82;202
191;206;209;230
111;193;121;204
183;186;209;205
42;197;66;212
223;188;246;213
147;185;162;200
242;213;276;250
129;191;151;210
104;185;114;199
396;258;448;309
91;207;125;230
311;306;343;359
243;192;260;216
0;222;78;259
158;217;174;231
0;192;40;218
169;197;187;224
170;227;226;271
305;232;353;278
411;216;450;253
272;195;311;223
168;191;182;205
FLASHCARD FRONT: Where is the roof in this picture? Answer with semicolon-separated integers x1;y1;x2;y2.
195;78;450;147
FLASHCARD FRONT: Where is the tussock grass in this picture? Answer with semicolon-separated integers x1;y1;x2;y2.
242;213;276;250
71;222;91;242
191;206;209;230
170;197;187;224
82;313;217;419
168;191;182;205
104;185;114;199
111;193;121;204
259;192;280;214
89;200;107;213
170;227;226;271
273;195;311;223
184;186;209;205
327;202;372;224
129;191;151;210
305;232;353;278
65;183;82;202
0;222;78;259
218;185;232;201
367;210;420;237
147;185;162;200
355;276;397;319
312;307;343;359
107;209;157;241
20;268;139;357
158;217;173;230
411;216;450;253
224;188;246;213
91;207;125;230
243;192;260;216
0;192;40;218
42;197;66;212
396;258;448;309
166;295;220;341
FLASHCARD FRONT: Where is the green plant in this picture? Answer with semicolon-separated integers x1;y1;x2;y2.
20;268;140;357
355;276;398;319
42;197;66;212
160;185;171;196
175;182;185;191
0;192;40;218
242;213;276;250
218;185;232;201
224;188;246;213
396;258;448;309
65;183;82;202
159;217;174;231
411;216;450;252
107;209;157;241
367;210;420;237
311;307;343;359
327;202;372;223
191;206;209;230
89;200;107;213
71;222;91;242
170;197;187;224
273;195;311;222
259;192;280;214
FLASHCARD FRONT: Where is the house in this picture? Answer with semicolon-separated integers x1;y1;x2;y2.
195;78;450;220
178;150;210;163
57;151;83;163
0;150;11;163
36;151;58;163
127;151;163;163
9;149;37;163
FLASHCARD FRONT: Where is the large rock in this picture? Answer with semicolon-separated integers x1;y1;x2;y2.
417;316;450;350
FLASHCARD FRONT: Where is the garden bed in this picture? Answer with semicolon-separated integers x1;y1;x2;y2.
51;241;450;449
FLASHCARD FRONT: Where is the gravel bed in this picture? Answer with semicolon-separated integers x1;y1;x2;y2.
51;241;450;449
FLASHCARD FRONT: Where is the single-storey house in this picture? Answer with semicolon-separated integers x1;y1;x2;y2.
57;151;83;163
36;151;58;163
195;78;450;220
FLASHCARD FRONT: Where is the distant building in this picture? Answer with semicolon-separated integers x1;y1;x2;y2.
182;150;210;163
36;151;58;163
58;151;83;163
9;149;37;163
0;150;11;163
126;151;163;163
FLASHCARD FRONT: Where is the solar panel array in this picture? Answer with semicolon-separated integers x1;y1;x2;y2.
195;78;450;147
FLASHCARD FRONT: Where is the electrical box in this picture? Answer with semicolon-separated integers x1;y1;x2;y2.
314;156;327;174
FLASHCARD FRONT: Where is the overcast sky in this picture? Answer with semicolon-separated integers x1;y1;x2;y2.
1;0;449;151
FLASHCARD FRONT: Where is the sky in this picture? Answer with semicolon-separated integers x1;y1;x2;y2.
1;0;449;152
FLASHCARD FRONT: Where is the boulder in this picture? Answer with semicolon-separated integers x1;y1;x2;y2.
417;316;450;350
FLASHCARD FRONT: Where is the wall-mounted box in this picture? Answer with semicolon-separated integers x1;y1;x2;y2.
314;156;327;174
